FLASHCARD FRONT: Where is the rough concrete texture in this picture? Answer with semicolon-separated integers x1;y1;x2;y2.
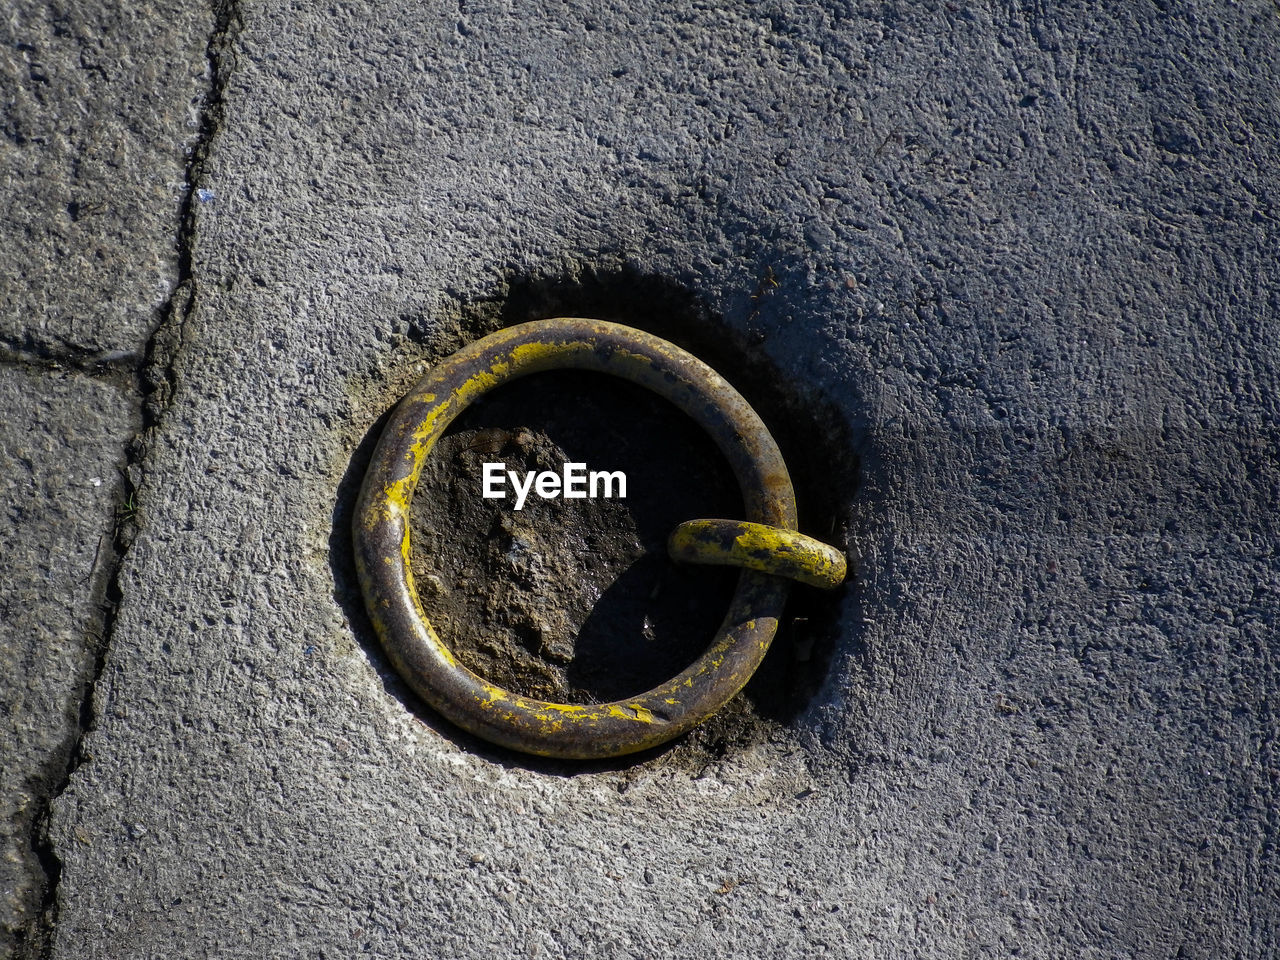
27;1;1280;957
0;1;211;358
0;365;136;956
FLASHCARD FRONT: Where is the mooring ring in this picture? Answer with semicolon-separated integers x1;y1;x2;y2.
354;318;844;759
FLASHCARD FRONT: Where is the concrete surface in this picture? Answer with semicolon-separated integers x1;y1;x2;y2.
0;366;136;957
1;0;1277;958
0;0;211;358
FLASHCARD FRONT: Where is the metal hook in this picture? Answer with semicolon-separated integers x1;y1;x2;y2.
353;318;847;759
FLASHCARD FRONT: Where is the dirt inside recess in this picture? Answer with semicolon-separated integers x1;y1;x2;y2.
409;370;742;704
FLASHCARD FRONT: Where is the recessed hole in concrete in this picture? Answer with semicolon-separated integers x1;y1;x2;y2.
397;266;858;735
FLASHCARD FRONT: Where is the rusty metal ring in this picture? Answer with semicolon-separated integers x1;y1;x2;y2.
354;318;844;759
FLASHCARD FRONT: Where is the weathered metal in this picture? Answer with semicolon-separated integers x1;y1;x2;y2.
668;519;847;590
354;318;845;759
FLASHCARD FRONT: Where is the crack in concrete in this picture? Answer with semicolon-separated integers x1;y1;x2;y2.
17;3;244;957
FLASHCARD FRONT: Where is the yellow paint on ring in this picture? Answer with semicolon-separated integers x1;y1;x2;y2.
541;702;590;715
669;519;847;589
606;704;655;724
